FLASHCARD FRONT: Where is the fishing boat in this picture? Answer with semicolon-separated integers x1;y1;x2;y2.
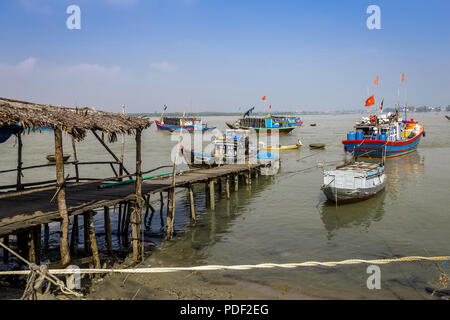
321;145;386;204
262;138;302;150
310;122;317;126
155;105;216;132
46;154;71;162
181;129;280;175
155;116;215;132
225;107;303;135
342;111;424;158
445;115;450;121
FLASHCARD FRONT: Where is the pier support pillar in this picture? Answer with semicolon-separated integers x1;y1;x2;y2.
83;212;91;254
188;185;196;224
104;206;113;255
209;179;215;210
43;224;49;251
166;188;175;240
87;211;101;270
159;192;164;230
70;215;79;254
2;236;9;263
225;176;231;200
234;175;239;192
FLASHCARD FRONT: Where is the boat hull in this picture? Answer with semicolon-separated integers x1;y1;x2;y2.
155;120;215;132
322;181;386;204
342;128;423;158
224;123;296;135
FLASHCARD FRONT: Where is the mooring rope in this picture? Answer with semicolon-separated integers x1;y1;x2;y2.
0;256;448;275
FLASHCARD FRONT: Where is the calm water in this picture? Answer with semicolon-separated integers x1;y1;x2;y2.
1;113;449;299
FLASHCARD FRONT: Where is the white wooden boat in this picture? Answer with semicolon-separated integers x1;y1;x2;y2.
321;146;386;204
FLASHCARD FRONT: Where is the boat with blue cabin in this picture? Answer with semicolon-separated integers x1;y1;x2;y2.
342;110;424;158
225;107;303;135
155;116;216;132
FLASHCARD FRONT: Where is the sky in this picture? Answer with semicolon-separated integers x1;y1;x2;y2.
0;0;449;113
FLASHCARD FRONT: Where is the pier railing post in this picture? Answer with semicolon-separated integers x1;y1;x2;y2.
54;128;70;266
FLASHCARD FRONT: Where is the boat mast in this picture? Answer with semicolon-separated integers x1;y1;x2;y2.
160;104;167;122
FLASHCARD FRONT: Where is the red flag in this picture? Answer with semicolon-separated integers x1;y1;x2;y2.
401;73;405;82
374;76;379;85
365;95;375;107
269;105;272;109
262;96;266;101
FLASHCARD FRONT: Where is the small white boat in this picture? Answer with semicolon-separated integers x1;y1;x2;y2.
321;146;386;204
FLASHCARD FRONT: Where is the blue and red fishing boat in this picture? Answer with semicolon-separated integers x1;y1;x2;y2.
342;111;424;158
155;116;215;132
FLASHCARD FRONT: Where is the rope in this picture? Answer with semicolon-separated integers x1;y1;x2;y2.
0;241;83;298
1;256;448;275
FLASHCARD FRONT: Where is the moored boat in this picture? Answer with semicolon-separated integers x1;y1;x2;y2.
321;145;386;204
225;107;302;135
181;129;280;175
342;111;424;158
155;116;215;132
445;115;450;121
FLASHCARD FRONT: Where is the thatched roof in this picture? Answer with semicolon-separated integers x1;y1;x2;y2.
0;97;152;142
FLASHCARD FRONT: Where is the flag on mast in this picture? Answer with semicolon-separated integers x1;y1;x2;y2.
374;76;379;85
365;95;375;107
262;96;266;101
380;98;384;111
401;73;405;82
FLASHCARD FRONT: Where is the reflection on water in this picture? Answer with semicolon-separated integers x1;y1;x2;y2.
386;152;425;201
320;191;386;240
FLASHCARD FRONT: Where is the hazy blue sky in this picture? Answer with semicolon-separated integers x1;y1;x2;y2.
0;0;449;113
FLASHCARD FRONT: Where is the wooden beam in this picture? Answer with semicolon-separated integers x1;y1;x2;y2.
33;225;41;264
166;189;175;239
70;215;79;254
83;212;90;254
54;128;71;266
234;174;239;192
91;129;131;177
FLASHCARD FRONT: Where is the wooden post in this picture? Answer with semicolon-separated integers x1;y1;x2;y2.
28;228;36;264
87;211;100;270
104;206;113;255
119;104;125;182
70;215;79;253
2;236;9;263
188;185;196;224
159;192;164;229
83;212;90;253
166;188;175;239
131;129;143;261
234;174;239;192
33;225;41;264
16;130;23;191
117;203;122;236
43;224;49;251
209;179;215;210
54;128;70;265
225;176;231;200
248;169;252;185
71;136;80;182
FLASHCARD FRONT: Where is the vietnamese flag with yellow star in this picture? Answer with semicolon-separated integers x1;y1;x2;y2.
365;95;375;107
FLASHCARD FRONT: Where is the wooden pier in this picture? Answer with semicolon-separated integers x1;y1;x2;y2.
0;97;270;271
